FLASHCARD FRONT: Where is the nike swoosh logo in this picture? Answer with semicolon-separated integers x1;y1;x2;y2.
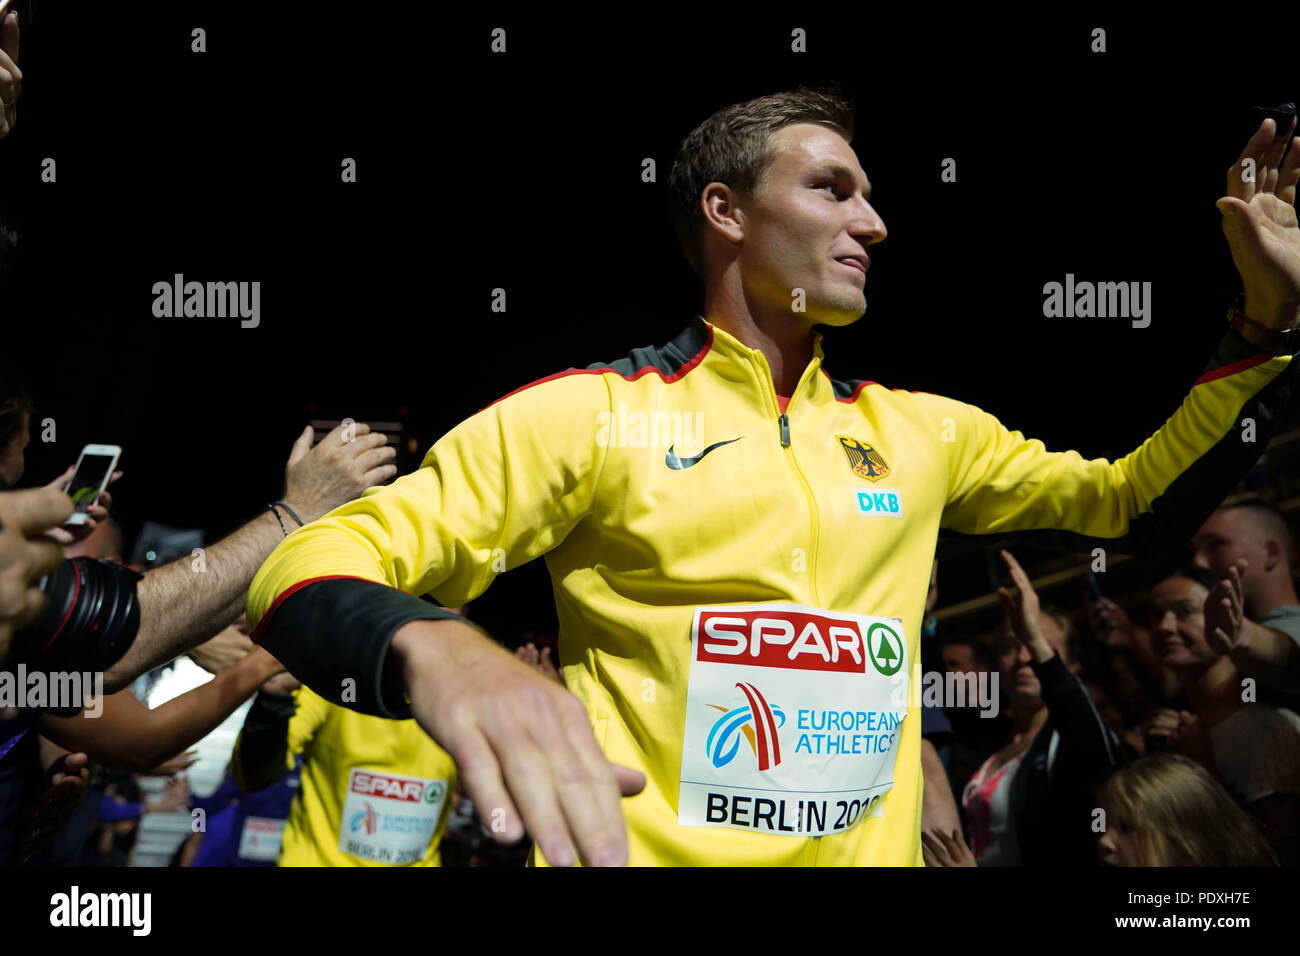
665;437;743;470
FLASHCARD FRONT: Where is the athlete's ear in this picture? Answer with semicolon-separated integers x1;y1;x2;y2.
700;182;746;245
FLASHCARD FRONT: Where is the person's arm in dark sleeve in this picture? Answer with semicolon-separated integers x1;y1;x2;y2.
998;549;1128;784
922;329;1299;557
1031;652;1125;780
231;690;296;793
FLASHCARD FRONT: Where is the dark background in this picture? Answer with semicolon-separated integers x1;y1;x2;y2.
1;5;1296;641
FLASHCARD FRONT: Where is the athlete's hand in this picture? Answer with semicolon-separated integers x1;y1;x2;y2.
1218;114;1300;331
393;617;646;866
282;422;399;525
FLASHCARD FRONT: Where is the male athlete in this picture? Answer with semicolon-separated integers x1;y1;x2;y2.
246;89;1300;866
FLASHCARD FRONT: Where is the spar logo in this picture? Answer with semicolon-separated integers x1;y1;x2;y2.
694;606;878;674
705;682;786;772
349;770;431;803
866;622;904;676
349;802;378;835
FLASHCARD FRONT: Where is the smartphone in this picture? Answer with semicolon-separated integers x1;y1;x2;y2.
63;444;121;525
1086;569;1104;603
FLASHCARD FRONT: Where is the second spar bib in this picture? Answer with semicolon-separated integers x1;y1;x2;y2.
678;604;908;837
338;768;448;864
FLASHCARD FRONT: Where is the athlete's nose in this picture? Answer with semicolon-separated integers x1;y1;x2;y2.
848;200;887;246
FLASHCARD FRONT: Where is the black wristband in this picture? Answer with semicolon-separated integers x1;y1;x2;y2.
256;577;466;718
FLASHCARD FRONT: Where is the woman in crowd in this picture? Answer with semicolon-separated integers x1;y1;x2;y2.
930;549;1130;867
1144;564;1300;861
1097;753;1275;865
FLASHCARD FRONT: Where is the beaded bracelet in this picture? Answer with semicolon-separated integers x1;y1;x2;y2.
267;503;289;537
273;501;304;526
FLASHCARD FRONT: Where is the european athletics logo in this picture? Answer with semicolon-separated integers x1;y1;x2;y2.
705;682;786;771
349;802;378;835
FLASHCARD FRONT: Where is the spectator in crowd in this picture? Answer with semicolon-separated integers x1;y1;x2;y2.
4;622;279;862
29;532;286;779
1089;590;1181;710
81;771;188;867
0;484;68;665
0;366;399;690
938;631;1010;781
6;736;89;865
944;550;1129;867
1097;753;1276;866
1145;565;1300;860
938;633;992;677
1190;498;1300;693
0;374;114;541
2;365;402;866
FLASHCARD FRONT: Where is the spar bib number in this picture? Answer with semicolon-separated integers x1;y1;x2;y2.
678;605;908;837
338;769;448;864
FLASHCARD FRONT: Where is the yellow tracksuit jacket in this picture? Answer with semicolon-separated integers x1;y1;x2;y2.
246;315;1298;866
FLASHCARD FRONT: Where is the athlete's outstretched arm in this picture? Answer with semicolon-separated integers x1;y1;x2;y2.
925;117;1300;557
246;373;646;866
